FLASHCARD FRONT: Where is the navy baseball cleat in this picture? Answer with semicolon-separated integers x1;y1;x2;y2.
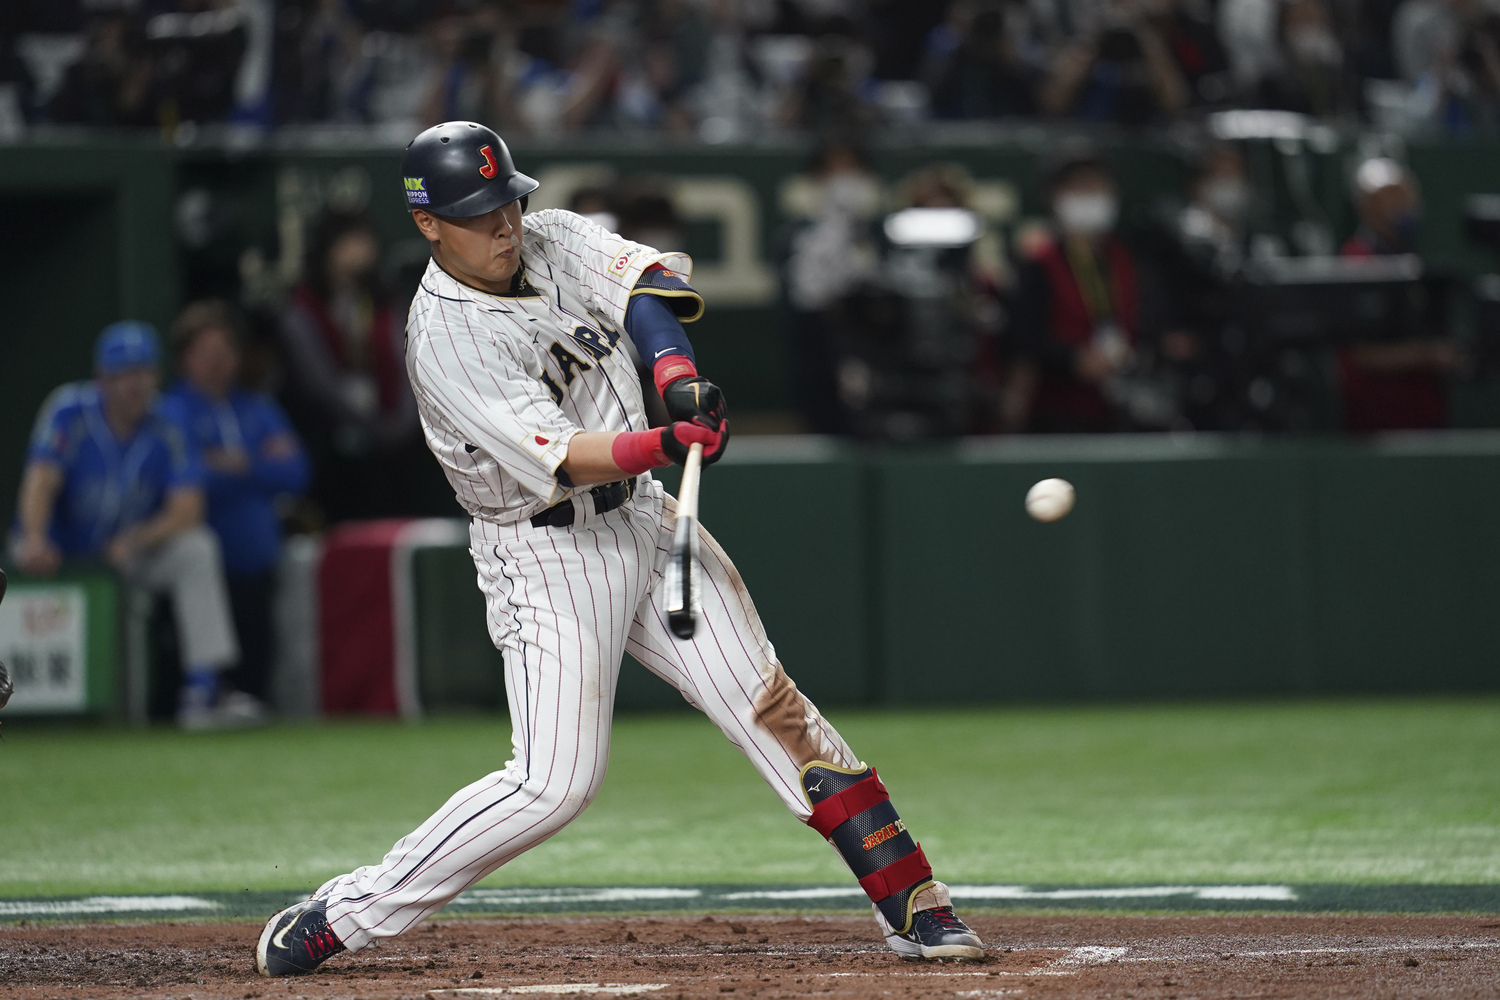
255;898;346;976
877;882;985;961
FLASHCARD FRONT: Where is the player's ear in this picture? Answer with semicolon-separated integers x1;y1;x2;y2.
410;209;441;242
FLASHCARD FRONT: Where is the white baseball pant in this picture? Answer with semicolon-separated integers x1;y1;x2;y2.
318;477;859;950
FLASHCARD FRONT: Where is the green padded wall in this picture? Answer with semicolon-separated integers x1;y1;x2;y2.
407;435;1500;710
1309;438;1500;693
876;435;1500;702
410;545;506;712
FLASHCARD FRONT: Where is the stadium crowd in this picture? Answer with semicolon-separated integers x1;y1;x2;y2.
5;0;1500;138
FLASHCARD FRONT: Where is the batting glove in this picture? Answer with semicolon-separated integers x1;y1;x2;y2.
612;422;726;475
661;377;729;466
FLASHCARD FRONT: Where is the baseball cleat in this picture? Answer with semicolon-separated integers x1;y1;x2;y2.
255;898;345;976
876;882;985;961
884;904;986;961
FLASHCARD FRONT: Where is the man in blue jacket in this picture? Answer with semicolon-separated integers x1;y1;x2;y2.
12;321;243;727
162;301;310;708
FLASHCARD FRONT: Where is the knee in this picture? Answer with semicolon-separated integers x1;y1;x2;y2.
532;769;608;831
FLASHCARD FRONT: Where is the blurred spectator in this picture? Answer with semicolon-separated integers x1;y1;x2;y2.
48;11;154;127
1390;0;1500;132
270;0;361;125
1176;143;1254;275
780;140;883;433
1220;0;1353;116
144;3;250;126
894;162;1010;430
569;184;618;232
924;1;1039;119
47;3;251;130
162;300;309;710
1141;144;1260;429
1039;0;1192;124
1336;157;1457;431
1008;147;1142;431
780;30;878;132
613;175;688;250
613;0;711;133
10;321;246;729
421;6;518;131
278;211;425;521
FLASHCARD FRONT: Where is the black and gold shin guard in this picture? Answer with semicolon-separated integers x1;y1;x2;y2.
800;762;934;934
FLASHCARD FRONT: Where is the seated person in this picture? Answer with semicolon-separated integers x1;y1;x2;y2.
162;301;310;711
1008;148;1141;432
1338;158;1457;432
11;321;243;728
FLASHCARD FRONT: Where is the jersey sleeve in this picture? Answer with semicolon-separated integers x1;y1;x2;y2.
524;208;699;329
408;303;583;504
26;385;79;466
156;405;204;492
246;395;312;497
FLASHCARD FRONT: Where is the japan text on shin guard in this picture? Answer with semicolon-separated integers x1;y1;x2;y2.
800;762;933;934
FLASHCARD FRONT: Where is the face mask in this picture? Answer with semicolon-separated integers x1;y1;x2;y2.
1288;28;1340;65
1055;192;1118;237
1202;177;1249;220
824;175;881;217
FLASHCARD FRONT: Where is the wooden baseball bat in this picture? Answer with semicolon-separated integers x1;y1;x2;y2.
665;442;704;639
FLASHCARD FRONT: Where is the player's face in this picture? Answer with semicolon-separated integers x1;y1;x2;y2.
417;201;525;292
97;366;159;430
179;326;240;399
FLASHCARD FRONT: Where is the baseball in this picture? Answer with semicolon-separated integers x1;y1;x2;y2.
1026;478;1075;522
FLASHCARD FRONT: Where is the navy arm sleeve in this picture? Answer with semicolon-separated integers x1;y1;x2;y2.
625;293;696;365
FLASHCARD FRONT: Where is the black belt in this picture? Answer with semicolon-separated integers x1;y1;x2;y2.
530;478;636;528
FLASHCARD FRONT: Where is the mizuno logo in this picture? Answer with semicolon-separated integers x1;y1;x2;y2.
808;779;824;793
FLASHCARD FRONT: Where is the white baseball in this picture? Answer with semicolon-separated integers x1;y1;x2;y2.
1025;478;1075;522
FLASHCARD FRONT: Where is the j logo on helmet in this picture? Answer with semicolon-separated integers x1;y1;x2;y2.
478;146;499;179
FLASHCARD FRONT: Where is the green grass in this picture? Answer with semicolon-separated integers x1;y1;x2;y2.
0;698;1497;896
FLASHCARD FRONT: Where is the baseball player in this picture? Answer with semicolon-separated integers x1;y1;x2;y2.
256;122;984;976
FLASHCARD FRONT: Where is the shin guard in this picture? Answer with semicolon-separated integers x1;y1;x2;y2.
800;761;934;934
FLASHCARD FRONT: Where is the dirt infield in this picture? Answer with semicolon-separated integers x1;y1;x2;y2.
4;914;1498;999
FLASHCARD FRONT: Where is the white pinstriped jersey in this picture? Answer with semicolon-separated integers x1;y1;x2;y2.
404;209;694;524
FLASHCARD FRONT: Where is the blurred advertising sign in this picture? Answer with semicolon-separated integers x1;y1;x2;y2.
0;584;88;712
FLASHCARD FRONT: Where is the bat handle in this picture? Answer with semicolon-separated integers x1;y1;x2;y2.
678;442;704;521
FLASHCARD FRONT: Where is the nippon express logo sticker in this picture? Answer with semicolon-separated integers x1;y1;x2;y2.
404;176;429;205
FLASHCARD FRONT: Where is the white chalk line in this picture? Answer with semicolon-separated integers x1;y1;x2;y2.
818;946;1129;978
0;895;221;916
1114;940;1500;963
427;986;668;997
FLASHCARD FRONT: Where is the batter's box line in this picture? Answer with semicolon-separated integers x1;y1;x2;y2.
1114;940;1500;964
823;946;1130;978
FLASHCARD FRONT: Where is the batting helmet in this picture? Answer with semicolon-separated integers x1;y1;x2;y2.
400;121;538;218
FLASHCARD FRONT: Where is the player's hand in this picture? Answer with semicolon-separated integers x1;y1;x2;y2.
104;531;140;571
659;421;726;467
15;533;62;577
662;377;727;431
205;446;252;476
662;378;729;465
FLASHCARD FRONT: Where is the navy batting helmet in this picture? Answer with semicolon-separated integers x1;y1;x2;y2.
400;121;538;218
